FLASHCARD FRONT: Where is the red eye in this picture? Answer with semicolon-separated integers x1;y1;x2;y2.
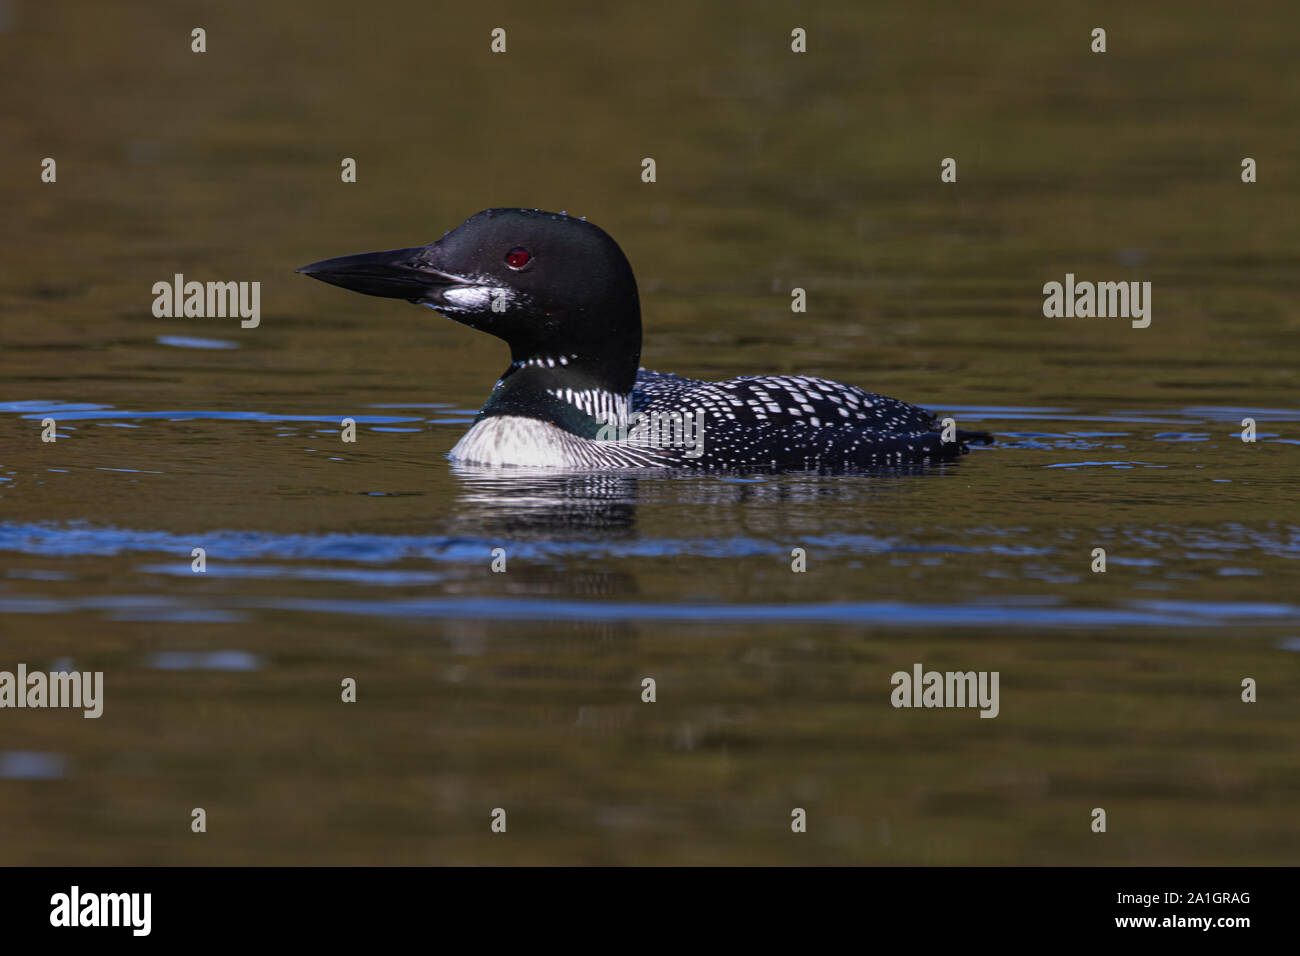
505;247;530;269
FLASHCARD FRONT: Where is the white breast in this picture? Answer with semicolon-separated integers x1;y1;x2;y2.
448;416;676;468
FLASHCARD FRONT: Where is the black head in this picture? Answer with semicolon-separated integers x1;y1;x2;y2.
297;208;642;395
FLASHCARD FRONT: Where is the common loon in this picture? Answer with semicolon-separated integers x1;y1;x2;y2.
298;208;992;471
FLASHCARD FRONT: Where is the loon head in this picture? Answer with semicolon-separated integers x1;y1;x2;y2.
297;208;642;397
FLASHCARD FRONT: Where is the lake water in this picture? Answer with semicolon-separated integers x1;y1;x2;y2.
1;0;1297;864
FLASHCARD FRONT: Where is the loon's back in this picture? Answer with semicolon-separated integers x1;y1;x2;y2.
631;369;988;471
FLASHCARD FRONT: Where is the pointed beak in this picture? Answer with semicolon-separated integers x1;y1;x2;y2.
296;246;466;302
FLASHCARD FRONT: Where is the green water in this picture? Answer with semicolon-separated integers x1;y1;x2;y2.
0;0;1297;864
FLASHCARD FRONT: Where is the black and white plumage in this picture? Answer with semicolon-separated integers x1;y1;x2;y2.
628;370;984;471
299;208;992;472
